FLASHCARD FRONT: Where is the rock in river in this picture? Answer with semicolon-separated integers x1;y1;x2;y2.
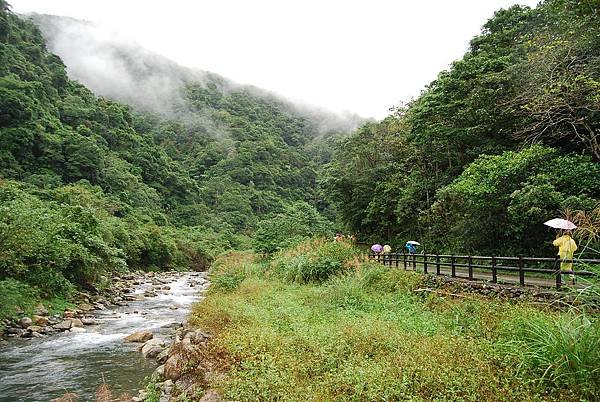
70;318;84;328
125;330;153;343
141;338;165;358
80;317;97;325
52;320;72;331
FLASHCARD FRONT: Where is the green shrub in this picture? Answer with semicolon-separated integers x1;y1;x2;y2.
213;272;246;292
0;278;39;327
270;238;360;283
208;252;264;292
355;262;422;293
25;267;75;297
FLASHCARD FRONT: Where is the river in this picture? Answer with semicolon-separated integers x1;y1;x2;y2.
0;271;207;402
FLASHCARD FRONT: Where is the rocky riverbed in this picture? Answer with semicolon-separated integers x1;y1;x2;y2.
0;270;209;401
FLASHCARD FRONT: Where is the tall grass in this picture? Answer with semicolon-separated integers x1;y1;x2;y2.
189;238;598;401
269;238;361;283
502;314;600;397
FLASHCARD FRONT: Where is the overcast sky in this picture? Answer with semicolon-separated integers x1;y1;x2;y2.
11;0;539;119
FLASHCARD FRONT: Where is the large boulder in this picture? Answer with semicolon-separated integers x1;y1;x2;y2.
156;348;170;364
80;317;97;325
70;318;84;328
152;364;165;381
31;315;49;326
124;330;153;343
141;338;165;358
18;317;33;329
52;320;72;331
6;327;25;337
164;339;195;381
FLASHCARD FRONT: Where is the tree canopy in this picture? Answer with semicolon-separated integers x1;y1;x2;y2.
325;0;600;256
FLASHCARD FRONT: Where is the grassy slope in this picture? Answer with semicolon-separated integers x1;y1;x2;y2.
189;241;599;401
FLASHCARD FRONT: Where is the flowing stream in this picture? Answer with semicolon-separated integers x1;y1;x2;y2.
0;271;207;402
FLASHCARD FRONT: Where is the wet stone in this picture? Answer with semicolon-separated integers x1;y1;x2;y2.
18;317;33;329
80;317;97;325
31;315;49;326
52;320;72;331
125;330;153;343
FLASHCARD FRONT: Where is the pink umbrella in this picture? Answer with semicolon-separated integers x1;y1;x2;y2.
371;244;383;253
543;218;577;230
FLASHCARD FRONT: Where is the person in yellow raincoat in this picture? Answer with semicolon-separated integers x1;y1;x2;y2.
552;231;577;272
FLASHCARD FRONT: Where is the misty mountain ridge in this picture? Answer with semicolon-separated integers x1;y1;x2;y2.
28;13;365;136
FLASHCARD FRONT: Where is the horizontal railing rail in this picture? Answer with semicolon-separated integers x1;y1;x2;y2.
367;252;600;289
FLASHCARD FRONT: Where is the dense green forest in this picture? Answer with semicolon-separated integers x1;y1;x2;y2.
1;0;600;323
325;0;600;256
0;0;334;320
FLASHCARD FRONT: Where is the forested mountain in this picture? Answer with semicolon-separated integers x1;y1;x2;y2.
26;12;361;231
325;0;600;256
0;0;339;318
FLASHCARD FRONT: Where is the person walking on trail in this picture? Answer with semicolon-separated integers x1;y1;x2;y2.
553;231;578;281
371;244;383;262
405;242;416;255
383;244;392;254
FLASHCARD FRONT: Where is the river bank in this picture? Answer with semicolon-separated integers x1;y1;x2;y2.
0;270;209;401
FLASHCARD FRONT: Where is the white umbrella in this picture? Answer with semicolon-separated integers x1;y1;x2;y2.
406;241;421;245
543;218;577;230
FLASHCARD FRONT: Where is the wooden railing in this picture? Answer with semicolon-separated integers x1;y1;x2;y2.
367;252;600;289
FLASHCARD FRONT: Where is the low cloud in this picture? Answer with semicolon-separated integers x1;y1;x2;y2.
29;14;365;135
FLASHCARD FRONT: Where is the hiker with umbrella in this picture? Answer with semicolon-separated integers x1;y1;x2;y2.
371;243;383;261
405;240;420;255
544;218;578;282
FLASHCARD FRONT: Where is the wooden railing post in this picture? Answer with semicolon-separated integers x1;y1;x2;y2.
436;254;440;275
467;255;473;280
451;255;456;277
423;254;428;274
518;256;525;286
403;251;407;270
491;256;497;283
555;257;562;289
412;254;417;271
